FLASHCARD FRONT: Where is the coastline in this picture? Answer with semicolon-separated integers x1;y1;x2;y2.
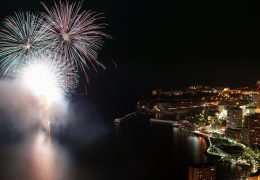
170;125;255;169
115;111;257;171
179;127;255;169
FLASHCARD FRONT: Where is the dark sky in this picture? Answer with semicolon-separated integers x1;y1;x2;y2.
0;0;259;115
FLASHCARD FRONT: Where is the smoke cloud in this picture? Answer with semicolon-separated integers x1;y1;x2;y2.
0;80;107;144
0;81;41;136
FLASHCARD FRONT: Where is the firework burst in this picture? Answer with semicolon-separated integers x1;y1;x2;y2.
42;1;109;80
18;54;78;101
0;12;49;75
0;1;109;95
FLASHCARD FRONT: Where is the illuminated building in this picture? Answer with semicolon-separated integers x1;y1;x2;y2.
225;128;241;141
217;105;227;120
227;107;242;128
244;106;256;116
152;90;157;96
241;116;249;145
243;114;260;147
151;89;183;97
188;163;216;180
225;107;243;140
254;94;260;108
218;105;225;112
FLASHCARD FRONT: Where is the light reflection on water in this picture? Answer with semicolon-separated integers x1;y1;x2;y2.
0;121;252;180
28;132;71;180
0;131;74;180
172;127;208;164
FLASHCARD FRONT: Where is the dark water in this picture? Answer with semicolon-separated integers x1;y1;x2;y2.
0;114;251;180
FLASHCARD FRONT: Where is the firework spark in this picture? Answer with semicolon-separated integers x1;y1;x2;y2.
42;1;109;80
18;54;78;102
0;12;49;76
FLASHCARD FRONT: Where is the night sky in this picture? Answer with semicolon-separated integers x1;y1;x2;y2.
0;0;259;116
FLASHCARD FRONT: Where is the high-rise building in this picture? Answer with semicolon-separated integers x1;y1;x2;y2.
248;114;260;146
188;163;216;180
241;116;249;145
227;107;242;128
253;94;260;110
242;114;260;147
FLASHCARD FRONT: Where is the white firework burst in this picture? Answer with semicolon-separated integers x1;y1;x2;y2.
18;54;78;101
